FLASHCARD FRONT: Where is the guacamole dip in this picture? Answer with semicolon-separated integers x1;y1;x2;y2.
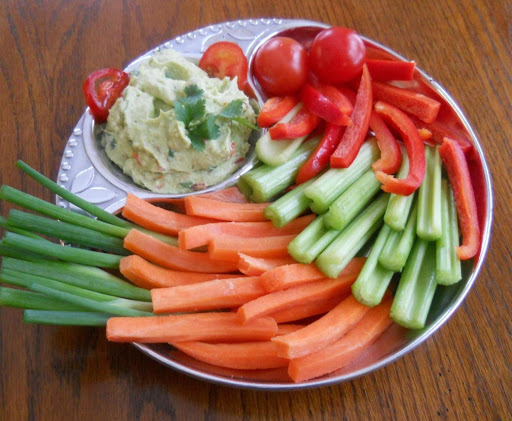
100;48;256;194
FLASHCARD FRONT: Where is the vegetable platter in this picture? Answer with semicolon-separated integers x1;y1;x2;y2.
0;18;492;390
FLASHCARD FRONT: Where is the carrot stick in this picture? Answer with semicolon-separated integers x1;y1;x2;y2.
269;297;341;323
276;324;305;336
184;196;269;222
123;229;238;273
237;254;297;276
122;194;215;236
151;276;266;313
272;295;370;359
261;257;366;292
146;197;186;213
119;255;239;289
197;186;249;203
172;341;289;370
106;312;278;343
288;296;393;382
209;234;295;261
178;214;315;250
238;274;357;324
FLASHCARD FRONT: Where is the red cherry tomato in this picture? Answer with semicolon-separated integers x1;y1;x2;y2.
199;41;249;92
253;37;308;96
309;27;366;84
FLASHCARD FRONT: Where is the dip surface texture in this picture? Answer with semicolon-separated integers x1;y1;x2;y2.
101;48;255;194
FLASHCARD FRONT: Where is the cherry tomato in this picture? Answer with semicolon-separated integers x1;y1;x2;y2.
199;41;249;92
309;27;366;84
253;37;308;96
83;68;130;123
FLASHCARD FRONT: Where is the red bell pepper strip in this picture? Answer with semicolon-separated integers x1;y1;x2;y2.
257;96;299;128
372;81;441;124
330;64;373;168
83;68;130;123
373;101;426;196
296;123;345;184
417;127;432;141
438;137;480;260
369;111;402;174
301;83;352;126
269;106;321;140
365;59;416;82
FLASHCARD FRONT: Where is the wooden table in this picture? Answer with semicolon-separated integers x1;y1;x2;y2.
1;1;510;419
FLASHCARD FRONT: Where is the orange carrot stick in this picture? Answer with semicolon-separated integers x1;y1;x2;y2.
151;276;266;313
260;257;366;292
288;296;393;382
197;186;249;203
269;297;341;323
106;312;278;343
122;194;215;236
209;234;295;261
238;274;357;324
184;196;269;222
172;341;289;370
276;324;306;336
178;214;315;250
119;255;239;289
237;254;297;276
123;229;238;273
272;295;371;359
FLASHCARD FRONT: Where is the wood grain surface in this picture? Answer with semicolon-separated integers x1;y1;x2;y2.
1;0;511;420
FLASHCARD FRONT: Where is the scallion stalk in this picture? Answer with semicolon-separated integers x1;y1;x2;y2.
24;310;110;326
0;215;47;240
0;286;85;311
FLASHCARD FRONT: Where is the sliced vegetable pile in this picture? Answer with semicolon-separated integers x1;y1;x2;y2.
0;25;484;384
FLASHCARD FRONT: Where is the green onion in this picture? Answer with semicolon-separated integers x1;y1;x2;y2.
390;238;437;329
24;310;110;326
378;200;418;272
16;160;130;228
239;137;320;203
304;139;379;214
0;215;47;240
2;257;151;301
2;232;122;269
351;224;395;307
287;215;340;264
324;169;382;230
383;153;416;230
0;286;84;311
416;145;442;240
436;179;462;285
7;210;129;255
316;194;388;278
0;241;45;261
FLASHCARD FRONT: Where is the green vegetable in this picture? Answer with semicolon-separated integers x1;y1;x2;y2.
23;310;110;326
0;286;84;311
316;194;388;278
390;238;437;329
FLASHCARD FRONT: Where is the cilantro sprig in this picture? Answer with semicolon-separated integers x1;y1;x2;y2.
174;84;258;151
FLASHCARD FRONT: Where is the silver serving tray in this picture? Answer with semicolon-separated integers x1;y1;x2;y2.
57;18;493;390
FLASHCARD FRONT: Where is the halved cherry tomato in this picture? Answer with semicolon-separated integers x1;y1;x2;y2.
83;68;130;123
309;27;366;84
199;41;249;91
253;37;308;97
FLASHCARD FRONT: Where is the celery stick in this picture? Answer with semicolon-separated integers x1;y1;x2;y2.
239;137;320;202
324;169;382;230
416;145;442;240
384;153;415;230
0;185;129;238
7;210;129;255
24;310;110;326
316;194;388;278
379;200;418;272
2;258;151;301
2;232;122;269
264;177;317;228
351;224;395;307
0;215;47;240
16;160;130;228
436;180;462;285
305;138;380;214
0;287;85;311
288;215;340;264
390;238;437;329
255;104;308;166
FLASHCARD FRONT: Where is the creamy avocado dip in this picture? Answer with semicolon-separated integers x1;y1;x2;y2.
100;48;256;194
